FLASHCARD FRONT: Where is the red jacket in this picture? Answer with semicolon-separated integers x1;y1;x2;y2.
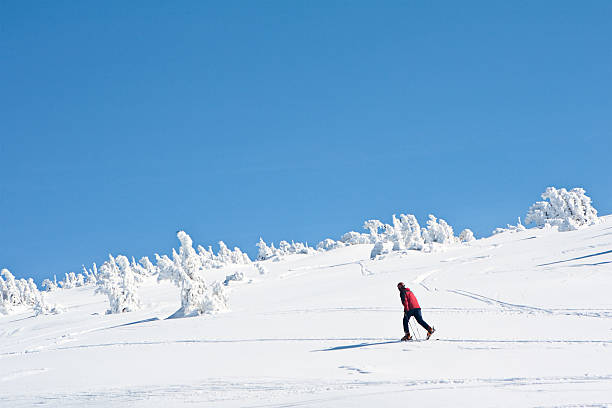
400;288;420;310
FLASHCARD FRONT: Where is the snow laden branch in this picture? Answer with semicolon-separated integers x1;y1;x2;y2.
525;187;598;231
157;231;228;318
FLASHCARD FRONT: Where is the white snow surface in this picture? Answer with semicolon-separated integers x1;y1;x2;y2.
1;217;612;407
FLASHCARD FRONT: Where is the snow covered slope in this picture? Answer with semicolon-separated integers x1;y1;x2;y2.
1;217;612;407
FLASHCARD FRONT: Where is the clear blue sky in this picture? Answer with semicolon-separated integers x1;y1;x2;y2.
2;1;611;283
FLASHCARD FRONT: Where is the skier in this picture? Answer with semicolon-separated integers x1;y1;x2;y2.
397;282;435;341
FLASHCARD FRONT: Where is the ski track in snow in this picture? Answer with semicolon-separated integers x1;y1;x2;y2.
411;269;438;291
447;289;612;318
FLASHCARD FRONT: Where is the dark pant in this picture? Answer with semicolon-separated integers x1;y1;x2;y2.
403;308;431;334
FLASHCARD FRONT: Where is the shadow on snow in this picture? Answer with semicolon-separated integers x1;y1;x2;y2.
315;340;400;351
537;249;612;267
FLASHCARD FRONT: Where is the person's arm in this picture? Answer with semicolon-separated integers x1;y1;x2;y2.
399;289;407;309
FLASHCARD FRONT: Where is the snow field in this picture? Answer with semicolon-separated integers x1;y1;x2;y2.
1;218;611;407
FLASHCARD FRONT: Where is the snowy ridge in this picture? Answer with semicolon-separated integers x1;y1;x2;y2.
2;186;599;319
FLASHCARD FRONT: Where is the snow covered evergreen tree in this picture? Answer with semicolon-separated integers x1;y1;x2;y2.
41;278;58;292
421;215;458;245
390;214;425;251
363;220;385;243
95;255;142;314
157;231;228;318
525;187;598;231
217;241;234;263
339;231;371;245
58;272;87;289
186;241;251;268
26;278;51;315
316;238;344;251
0;269;54;315
256;238;315;260
0;269;21;313
459;229;476;242
85;265;98;285
318;212;469;256
138;257;157;276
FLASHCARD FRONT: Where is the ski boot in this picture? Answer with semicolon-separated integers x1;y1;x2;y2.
401;333;412;341
426;327;436;340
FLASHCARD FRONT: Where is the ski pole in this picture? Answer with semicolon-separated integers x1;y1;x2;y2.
409;320;418;340
411;320;424;340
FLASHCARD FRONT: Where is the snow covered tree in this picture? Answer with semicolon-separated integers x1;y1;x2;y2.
256;238;314;259
41;278;58;292
138;257;157;276
82;265;98;285
58;272;86;289
363;220;386;243
290;241;315;255
339;231;371;245
421;215;458;245
0;269;54;316
197;245;216;265
95;255;142;314
525;187;598;231
321;212;470;258
215;241;251;265
317;238;344;251
278;240;291;255
0;269;20;313
217;241;234;263
390;214;424;251
459;229;475;242
25;278;51;315
21;278;39;305
231;246;251;264
158;231;228;318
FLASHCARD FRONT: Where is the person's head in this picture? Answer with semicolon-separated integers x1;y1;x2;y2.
397;282;405;290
